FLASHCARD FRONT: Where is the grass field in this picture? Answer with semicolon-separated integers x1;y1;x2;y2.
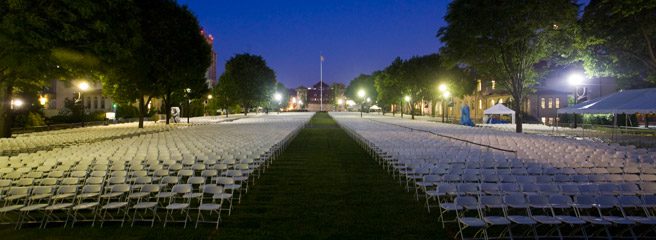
0;112;445;239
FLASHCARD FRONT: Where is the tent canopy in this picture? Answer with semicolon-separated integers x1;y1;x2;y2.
484;103;515;115
369;105;381;110
483;103;515;124
558;88;656;114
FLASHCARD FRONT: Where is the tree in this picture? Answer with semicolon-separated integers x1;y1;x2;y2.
220;54;276;115
438;0;578;132
212;74;239;117
375;58;404;115
148;3;212;124
580;0;656;88
345;74;377;103
0;0;139;137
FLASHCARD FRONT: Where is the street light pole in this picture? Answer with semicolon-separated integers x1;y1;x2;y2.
185;88;191;124
357;90;365;118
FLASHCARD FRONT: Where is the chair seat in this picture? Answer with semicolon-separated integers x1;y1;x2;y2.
165;203;189;210
51;193;75;200
73;202;99;210
484;216;510;225
213;193;232;199
156;192;175;198
627;216;656;224
133;202;158;209
45;203;74;210
555;215;586;225
580;216;612;225
223;184;241;190
425;190;441;197
128;192;150;199
532;215;561;224
29;194;52;200
99;192;123;198
183;193;202;199
507;215;537;225
0;204;24;213
102;202;128;209
439;202;462;211
4;194;28;201
198;204;221;210
459;217;486;227
21;204;49;211
603;216;635;225
77;193;100;199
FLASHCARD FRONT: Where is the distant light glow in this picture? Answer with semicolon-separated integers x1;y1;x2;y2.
346;100;355;106
39;96;48;105
274;92;282;102
443;91;451;98
207;94;213;99
568;73;585;86
78;82;90;91
404;96;411;102
357;90;365;98
337;99;344;105
438;84;447;92
11;99;24;108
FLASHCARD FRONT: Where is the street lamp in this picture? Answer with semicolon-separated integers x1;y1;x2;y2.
10;99;24;109
184;88;191;124
77;81;90;127
38;95;48;106
357;90;365;118
439;84;449;123
274;92;282;114
403;95;411;118
568;73;586;128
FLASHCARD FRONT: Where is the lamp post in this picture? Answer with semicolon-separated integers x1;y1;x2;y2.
568;73;585;129
77;82;90;127
274;92;282;114
357;90;365;118
404;95;411;119
438;84;448;123
184;88;191;124
443;91;451;123
204;94;212;116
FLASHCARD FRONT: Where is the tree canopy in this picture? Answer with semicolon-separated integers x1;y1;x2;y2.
345;74;377;102
580;0;656;88
218;54;277;115
438;0;578;132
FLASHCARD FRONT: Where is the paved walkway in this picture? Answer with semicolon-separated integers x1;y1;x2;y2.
217;112;444;239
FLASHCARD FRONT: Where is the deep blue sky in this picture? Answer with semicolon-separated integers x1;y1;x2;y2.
177;0;447;88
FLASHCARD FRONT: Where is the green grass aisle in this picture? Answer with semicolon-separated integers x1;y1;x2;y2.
216;112;444;239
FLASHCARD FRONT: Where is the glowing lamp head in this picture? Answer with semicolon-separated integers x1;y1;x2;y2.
78;82;90;91
357;90;365;98
568;73;585;86
366;97;371;102
404;96;411;102
274;93;282;102
12;99;24;108
438;84;447;92
337;99;344;105
39;96;48;105
207;94;213;100
443;91;451;98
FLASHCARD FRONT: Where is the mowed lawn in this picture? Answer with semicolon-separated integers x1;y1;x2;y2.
0;112;445;239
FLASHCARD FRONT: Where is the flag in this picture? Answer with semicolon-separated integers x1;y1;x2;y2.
320;55;324;62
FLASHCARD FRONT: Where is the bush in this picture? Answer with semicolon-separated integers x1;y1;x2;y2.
25;112;46;128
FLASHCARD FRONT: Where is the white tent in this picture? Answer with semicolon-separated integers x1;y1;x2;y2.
558;88;656;114
369;105;381;110
483;103;515;124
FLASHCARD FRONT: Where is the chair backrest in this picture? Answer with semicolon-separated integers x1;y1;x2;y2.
215;177;234;185
81;185;102;194
171;184;192;194
202;185;223;195
31;186;53;195
57;185;78;194
140;184;160;193
187;176;206;185
110;184;131;193
594;195;619;209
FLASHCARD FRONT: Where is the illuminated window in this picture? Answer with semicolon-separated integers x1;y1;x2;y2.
491;80;496;90
555;98;560;109
548;98;553;108
499;98;504;104
541;117;546;124
478;99;482;109
476;80;482;92
541;98;545;109
527;100;531;111
491;99;495;105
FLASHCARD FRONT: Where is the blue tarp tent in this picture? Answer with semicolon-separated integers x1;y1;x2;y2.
460;104;475;126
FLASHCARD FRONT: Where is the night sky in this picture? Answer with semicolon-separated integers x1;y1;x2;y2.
177;0;447;89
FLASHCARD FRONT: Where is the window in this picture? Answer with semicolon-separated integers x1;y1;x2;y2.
93;96;98;109
491;99;495;106
555;98;560;109
548;117;554;125
491;80;496;90
527;100;531;112
476;80;482;92
541;117;546;124
541;98;545;109
478;99;482;110
101;97;106;109
548;98;553;108
499;98;504;104
86;97;91;109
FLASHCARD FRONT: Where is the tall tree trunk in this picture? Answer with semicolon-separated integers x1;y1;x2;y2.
431;99;437;118
0;81;14;138
411;101;415;120
138;96;146;129
164;93;171;125
513;96;523;133
244;104;248;116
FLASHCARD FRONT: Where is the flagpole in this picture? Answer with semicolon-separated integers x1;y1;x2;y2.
320;54;323;111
